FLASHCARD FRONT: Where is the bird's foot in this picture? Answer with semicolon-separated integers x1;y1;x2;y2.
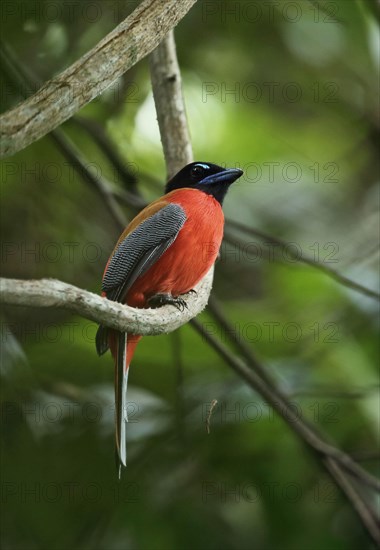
148;293;188;312
187;289;198;296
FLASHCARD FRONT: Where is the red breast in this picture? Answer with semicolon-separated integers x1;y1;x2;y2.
125;188;224;308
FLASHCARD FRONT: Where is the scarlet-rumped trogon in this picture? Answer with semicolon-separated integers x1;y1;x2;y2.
96;162;243;472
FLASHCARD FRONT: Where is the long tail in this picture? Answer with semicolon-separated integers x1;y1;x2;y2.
96;325;141;476
115;331;128;475
114;332;141;475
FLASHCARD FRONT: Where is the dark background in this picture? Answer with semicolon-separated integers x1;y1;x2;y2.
1;1;379;549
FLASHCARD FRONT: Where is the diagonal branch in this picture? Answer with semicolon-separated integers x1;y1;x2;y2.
71;116;140;194
0;0;198;158
49;131;128;230
191;319;380;545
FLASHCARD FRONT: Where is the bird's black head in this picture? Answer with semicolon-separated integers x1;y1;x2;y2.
165;162;243;204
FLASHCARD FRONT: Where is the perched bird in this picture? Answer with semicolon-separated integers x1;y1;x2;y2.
96;161;243;472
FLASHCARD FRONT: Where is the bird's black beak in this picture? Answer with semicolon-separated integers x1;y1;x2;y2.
200;168;244;186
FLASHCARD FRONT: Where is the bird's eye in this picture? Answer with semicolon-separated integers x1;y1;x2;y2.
190;165;205;179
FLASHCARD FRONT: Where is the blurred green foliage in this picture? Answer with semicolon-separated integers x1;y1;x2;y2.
1;1;379;549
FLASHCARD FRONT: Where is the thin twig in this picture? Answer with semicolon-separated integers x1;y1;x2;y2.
70;117;140;194
208;296;277;388
50;132;128;230
226;221;380;301
288;385;380;399
350;450;380;463
206;399;218;434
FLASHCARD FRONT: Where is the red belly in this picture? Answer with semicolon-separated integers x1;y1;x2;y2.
126;189;224;308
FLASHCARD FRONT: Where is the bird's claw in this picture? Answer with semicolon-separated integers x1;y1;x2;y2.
173;297;188;312
187;289;198;296
148;293;188;312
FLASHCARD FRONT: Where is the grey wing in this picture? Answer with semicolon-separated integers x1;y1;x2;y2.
102;203;187;303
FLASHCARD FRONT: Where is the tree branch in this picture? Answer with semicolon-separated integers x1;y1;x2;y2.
0;274;213;336
150;30;193;178
0;0;198;158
